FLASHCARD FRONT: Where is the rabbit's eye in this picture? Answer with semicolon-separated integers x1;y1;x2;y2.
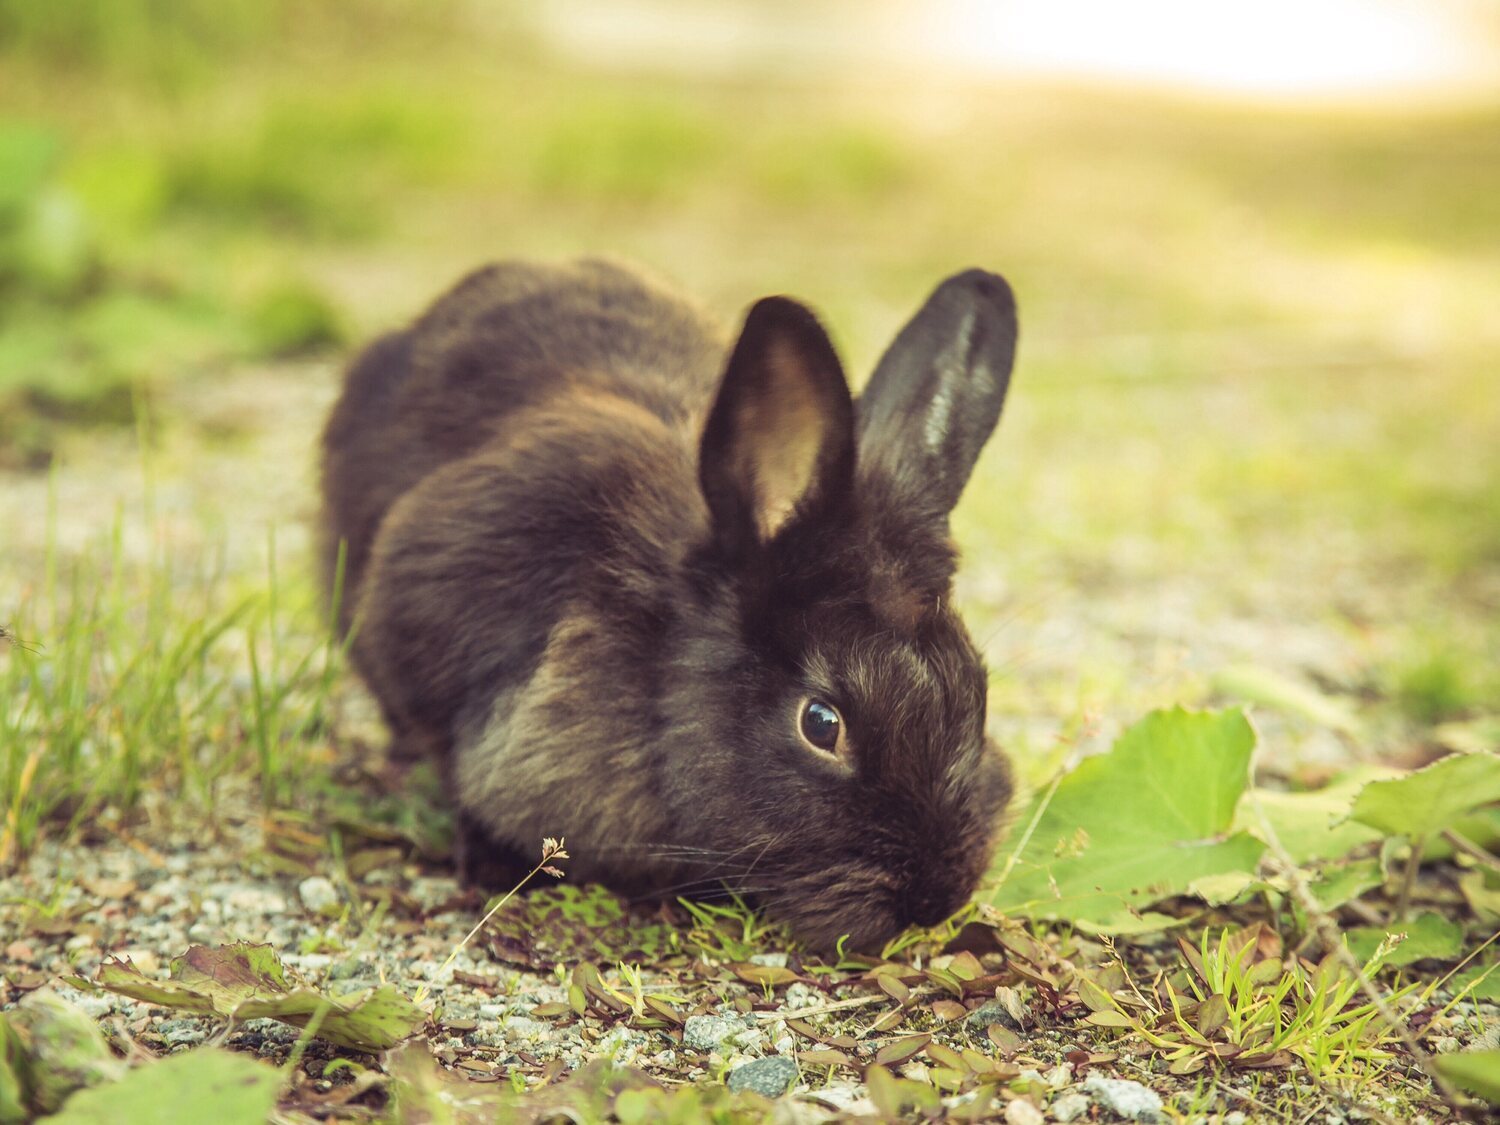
798;699;843;755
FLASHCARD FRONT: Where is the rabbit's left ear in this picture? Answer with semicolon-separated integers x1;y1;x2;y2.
699;297;855;558
857;269;1018;519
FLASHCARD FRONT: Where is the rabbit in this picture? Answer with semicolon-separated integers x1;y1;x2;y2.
320;258;1019;950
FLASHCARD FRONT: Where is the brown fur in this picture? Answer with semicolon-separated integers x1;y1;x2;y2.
320;258;1020;949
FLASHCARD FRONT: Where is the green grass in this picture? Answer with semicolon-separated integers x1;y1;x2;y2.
0;484;343;861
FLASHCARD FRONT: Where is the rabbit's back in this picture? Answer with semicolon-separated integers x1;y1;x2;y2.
320;259;726;615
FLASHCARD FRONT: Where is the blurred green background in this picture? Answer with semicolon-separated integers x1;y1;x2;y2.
2;0;1498;803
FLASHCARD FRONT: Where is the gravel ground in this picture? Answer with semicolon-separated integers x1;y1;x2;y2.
5;784;1495;1123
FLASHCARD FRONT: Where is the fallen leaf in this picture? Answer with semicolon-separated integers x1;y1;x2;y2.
84;943;424;1052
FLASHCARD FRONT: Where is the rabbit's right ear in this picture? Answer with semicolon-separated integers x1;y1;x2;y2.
699;297;855;559
858;270;1018;520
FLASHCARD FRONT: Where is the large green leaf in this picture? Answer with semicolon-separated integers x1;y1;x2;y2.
81;943;425;1053
987;708;1265;932
1348;752;1500;839
1237;765;1398;864
1347;912;1465;967
1436;1049;1500;1106
49;1049;280;1125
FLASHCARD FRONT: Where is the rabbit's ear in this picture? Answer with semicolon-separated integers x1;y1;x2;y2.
700;297;855;556
858;270;1017;518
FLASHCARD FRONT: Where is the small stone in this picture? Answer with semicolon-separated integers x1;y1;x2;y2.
784;983;820;1010
159;1019;207;1047
806;1083;870;1113
69;993;116;1019
1052;1092;1090;1123
503;1016;548;1041
683;1014;750;1051
298;876;339;915
965;999;1022;1031
766;1018;794;1055
598;1026;650;1066
1005;1099;1044;1125
1083;1075;1163;1122
1044;1063;1071;1089
731;1027;768;1053
749;952;788;968
726;1055;797;1097
1224;1113;1248;1125
223;887;286;915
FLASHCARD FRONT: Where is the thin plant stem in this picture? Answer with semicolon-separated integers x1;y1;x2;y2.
414;838;569;1007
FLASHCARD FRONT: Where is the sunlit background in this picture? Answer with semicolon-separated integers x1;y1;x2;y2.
543;0;1500;97
2;0;1498;823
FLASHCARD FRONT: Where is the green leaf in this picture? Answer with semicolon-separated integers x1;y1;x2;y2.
1238;766;1398;864
1306;859;1383;913
987;708;1265;932
49;1049;279;1125
1212;664;1362;737
1436;1049;1500;1106
1346;912;1465;966
1349;752;1500;839
1451;963;1500;1002
1185;871;1259;907
84;943;425;1052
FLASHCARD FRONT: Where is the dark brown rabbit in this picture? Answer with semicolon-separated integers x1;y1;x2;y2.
320;258;1019;949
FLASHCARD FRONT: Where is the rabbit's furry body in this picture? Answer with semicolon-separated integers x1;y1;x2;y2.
321;258;1018;948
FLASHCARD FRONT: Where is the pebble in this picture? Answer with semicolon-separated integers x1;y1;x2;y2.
765;1018;794;1055
298;877;340;915
965;998;1022;1031
68;993;117;1019
683;1014;751;1051
1224;1113;1248;1125
783;983;820;1011
159;1019;207;1047
503;1016;549;1041
749;952;788;968
730;1026;768;1054
1083;1075;1163;1122
726;1055;797;1096
806;1083;870;1113
1051;1092;1090;1123
598;1026;650;1066
1004;1099;1044;1125
222;887;287;915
